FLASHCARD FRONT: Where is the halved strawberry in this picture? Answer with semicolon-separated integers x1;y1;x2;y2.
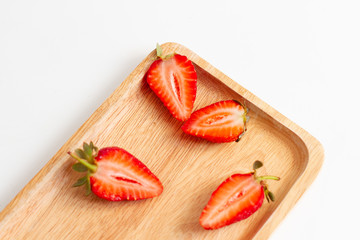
69;142;163;201
200;161;280;230
146;44;197;121
181;100;248;143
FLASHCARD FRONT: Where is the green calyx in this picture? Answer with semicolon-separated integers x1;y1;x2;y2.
156;43;163;58
156;43;175;60
68;141;99;195
252;160;280;203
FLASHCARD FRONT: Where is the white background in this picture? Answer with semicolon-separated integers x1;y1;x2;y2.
0;1;359;239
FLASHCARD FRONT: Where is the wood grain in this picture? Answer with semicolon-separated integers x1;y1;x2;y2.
0;42;324;240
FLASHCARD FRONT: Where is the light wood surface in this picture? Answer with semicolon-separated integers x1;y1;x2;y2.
0;43;324;240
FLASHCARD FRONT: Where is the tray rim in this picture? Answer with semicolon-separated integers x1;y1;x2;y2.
0;42;324;240
162;42;324;239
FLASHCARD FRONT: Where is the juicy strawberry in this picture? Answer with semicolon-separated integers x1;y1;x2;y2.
181;100;247;143
200;174;264;230
200;161;279;230
146;44;197;121
69;142;163;201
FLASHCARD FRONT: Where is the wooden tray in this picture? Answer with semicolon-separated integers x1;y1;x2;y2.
0;42;324;240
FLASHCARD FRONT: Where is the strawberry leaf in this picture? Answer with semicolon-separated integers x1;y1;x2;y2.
253;161;263;170
85;177;91;196
156;43;162;58
72;176;87;187
265;191;270;203
90;141;99;157
268;191;275;202
75;149;87;159
72;163;88;172
94;146;98;156
263;186;270;203
83;142;92;159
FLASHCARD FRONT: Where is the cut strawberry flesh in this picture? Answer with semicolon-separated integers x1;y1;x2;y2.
111;176;141;185
182;100;246;142
200;174;264;230
146;54;197;121
90;147;163;201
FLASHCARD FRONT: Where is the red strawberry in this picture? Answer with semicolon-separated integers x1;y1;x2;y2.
200;161;280;230
181;100;248;143
146;44;197;121
69;142;163;201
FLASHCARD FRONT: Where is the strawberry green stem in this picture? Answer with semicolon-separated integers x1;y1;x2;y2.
69;152;97;173
257;175;280;181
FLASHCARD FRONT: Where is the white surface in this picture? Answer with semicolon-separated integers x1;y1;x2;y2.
0;1;359;239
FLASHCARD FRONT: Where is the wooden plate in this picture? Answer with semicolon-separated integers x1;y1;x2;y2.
0;43;324;240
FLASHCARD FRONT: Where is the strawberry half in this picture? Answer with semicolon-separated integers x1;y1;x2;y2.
181;100;248;143
69;142;163;201
146;44;197;121
200;161;280;230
